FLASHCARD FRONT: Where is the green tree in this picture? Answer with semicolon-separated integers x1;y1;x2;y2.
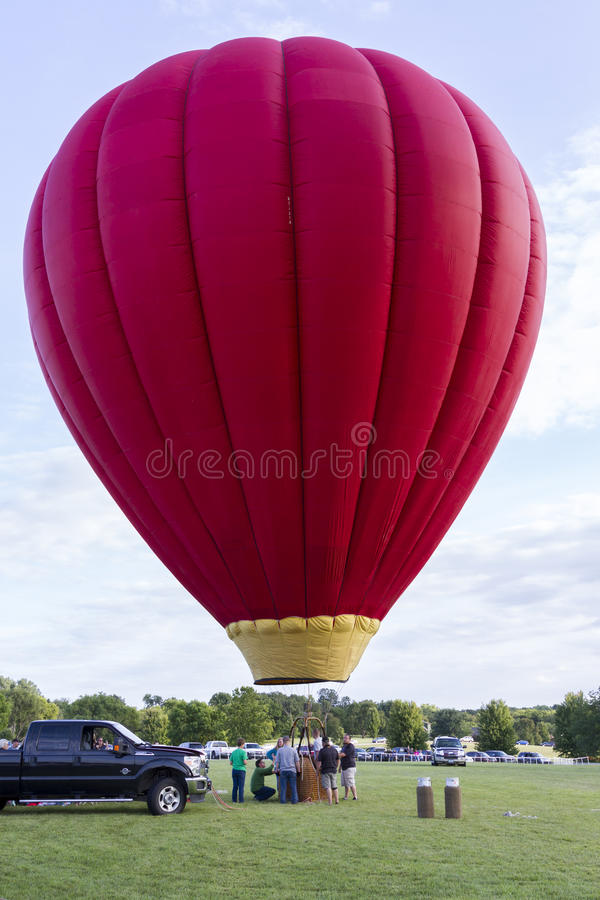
262;691;306;736
431;708;471;740
224;687;274;743
317;688;340;729
139;706;169;744
0;677;59;739
209;692;232;709
343;700;381;737
325;712;343;743
0;692;11;736
387;700;428;749
554;690;600;758
477;699;516;754
61;692;140;733
142;694;164;709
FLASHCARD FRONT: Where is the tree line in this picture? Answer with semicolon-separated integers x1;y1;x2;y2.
1;675;597;757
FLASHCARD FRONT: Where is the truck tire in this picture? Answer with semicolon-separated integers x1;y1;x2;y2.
147;776;187;815
0;799;7;811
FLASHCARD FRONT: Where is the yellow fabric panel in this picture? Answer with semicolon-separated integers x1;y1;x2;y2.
225;615;380;684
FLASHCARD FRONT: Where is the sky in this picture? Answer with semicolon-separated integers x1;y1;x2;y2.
1;0;599;712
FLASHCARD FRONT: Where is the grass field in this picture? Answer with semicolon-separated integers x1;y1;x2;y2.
1;760;599;899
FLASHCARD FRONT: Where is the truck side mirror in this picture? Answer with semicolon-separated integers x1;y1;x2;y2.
114;742;131;755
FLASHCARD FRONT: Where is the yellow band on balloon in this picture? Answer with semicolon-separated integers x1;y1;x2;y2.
225;615;380;685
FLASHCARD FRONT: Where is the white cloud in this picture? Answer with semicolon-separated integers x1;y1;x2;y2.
234;12;321;40
0;446;137;579
159;0;214;15
2;439;598;707
352;491;600;706
158;0;319;39
361;1;391;18
510;126;600;434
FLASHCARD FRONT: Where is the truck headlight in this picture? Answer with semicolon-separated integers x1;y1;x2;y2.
184;755;201;776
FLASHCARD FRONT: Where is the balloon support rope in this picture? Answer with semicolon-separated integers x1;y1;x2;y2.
209;786;240;811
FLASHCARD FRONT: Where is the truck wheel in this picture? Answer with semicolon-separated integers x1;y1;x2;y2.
0;799;7;812
147;777;187;815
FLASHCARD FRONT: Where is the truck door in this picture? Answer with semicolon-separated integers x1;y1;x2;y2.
20;722;78;797
74;724;138;796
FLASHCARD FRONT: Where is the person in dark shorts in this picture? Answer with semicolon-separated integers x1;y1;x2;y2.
317;737;340;805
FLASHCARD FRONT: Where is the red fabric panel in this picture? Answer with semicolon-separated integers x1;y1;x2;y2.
362;79;533;617
25;165;229;621
183;38;304;619
379;165;546;612
282;37;396;617
335;51;482;613
39;63;254;622
96;49;276;619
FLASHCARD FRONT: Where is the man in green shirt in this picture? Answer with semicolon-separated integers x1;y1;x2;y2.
250;758;276;801
229;738;248;803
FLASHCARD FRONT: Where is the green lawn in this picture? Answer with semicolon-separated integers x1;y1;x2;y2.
1;761;599;899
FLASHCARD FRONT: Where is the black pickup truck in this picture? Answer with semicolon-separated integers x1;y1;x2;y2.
0;719;210;815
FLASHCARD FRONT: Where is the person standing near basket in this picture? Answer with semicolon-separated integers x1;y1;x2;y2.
339;733;358;800
317;737;340;805
274;736;300;804
229;738;248;803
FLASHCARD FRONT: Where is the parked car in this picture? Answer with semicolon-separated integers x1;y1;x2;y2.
204;740;231;759
431;736;466;767
517;751;552;764
485;750;517;763
516;740;529;745
244;743;266;759
178;741;206;761
355;749;372;761
466;751;492;762
541;742;555;747
388;747;411;761
366;746;390;760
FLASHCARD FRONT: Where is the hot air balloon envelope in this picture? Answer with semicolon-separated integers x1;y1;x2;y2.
24;37;546;684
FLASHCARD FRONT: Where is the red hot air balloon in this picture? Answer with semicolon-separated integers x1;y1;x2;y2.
24;38;545;684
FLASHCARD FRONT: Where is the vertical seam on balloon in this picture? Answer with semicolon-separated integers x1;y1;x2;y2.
281;40;308;622
88;72;254;620
330;49;400;620
379;162;542;611
369;81;526;609
360;77;486;611
180;51;280;622
32;166;228;622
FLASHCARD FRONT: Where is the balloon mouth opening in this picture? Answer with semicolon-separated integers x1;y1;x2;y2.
226;614;380;683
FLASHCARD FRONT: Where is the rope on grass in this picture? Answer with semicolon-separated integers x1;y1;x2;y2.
209;786;240;810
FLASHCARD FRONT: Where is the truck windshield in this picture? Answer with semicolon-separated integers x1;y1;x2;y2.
437;739;462;748
115;724;144;745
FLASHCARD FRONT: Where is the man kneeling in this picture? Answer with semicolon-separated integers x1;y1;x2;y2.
251;758;276;801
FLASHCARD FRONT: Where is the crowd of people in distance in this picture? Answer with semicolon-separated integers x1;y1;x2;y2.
229;733;358;806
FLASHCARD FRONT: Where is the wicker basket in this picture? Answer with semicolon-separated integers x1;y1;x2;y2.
285;754;323;803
